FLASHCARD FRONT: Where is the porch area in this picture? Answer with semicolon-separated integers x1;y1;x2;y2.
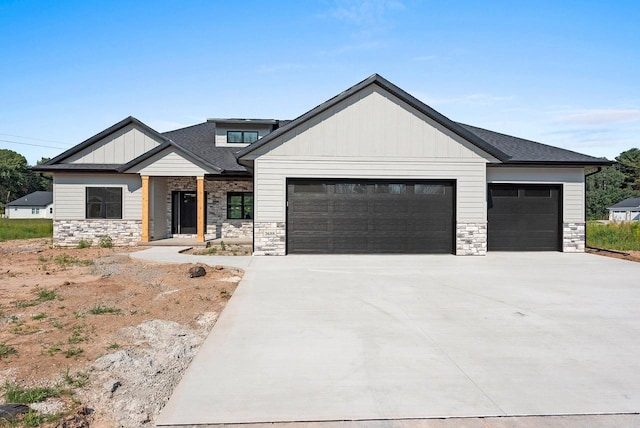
140;175;253;244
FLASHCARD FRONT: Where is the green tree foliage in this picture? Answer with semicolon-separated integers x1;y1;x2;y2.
586;165;636;219
616;148;640;191
0;149;52;211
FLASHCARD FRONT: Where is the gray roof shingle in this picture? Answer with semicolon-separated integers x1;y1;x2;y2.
457;123;608;164
7;191;53;207
161;122;248;173
609;198;640;209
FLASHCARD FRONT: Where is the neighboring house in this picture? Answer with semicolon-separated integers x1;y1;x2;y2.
608;198;640;222
33;74;611;255
6;191;54;219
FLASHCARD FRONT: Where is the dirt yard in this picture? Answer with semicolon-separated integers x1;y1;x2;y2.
0;239;242;427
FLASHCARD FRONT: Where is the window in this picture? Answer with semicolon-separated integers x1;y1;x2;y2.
86;187;123;219
374;184;406;194
414;184;445;195
227;192;253;219
492;188;518;197
524;188;551;198
227;131;259;144
32;208;40;215
335;183;366;194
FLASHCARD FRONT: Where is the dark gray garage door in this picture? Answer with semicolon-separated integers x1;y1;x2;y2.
488;184;561;251
287;179;454;254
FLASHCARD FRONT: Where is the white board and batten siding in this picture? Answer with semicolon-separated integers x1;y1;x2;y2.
53;173;142;220
249;85;496;223
487;167;585;222
125;147;213;176
64;124;163;165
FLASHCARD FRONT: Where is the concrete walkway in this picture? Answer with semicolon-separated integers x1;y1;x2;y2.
141;249;640;426
130;246;254;269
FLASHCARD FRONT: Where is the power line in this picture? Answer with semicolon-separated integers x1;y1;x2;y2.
0;139;68;150
0;133;70;145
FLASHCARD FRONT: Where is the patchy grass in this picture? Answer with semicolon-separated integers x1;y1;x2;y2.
0;343;18;359
88;304;121;315
15;289;59;308
0;219;52;242
3;382;60;404
587;222;640;251
53;254;94;268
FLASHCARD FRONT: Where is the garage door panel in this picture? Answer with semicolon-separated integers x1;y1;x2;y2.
333;219;368;232
374;200;408;214
294;200;329;213
488;184;560;251
288;180;454;254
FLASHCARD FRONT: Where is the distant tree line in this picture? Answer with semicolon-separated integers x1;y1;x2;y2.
586;148;640;220
0;149;52;213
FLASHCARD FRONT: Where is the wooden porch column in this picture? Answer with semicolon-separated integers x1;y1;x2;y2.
196;176;205;242
141;176;150;243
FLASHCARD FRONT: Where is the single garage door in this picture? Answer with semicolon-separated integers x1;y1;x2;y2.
488;184;561;251
287;179;454;254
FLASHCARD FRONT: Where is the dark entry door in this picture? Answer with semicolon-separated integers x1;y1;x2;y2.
172;191;197;234
487;184;561;251
287;179;455;254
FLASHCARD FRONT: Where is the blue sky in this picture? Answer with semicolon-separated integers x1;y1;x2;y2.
1;0;638;165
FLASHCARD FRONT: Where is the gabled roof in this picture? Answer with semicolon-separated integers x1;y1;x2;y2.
32;117;255;175
34;116;171;171
7;191;53;207
609;198;640;210
236;73;611;167
237;73;511;162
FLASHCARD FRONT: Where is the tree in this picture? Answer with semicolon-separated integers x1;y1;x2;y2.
586;165;637;220
616;148;640;191
0;149;52;211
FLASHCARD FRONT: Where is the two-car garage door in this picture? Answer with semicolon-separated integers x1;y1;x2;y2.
286;180;561;254
287;179;454;254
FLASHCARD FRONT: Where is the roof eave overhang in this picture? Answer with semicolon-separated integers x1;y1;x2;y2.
488;160;614;167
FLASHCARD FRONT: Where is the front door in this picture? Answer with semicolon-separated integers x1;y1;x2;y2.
172;191;198;234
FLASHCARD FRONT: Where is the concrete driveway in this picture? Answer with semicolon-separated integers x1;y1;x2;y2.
155;252;640;426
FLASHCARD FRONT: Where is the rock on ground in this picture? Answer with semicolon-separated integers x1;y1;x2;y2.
82;319;207;427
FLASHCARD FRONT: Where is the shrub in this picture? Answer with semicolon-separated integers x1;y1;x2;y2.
77;239;92;249
98;235;113;248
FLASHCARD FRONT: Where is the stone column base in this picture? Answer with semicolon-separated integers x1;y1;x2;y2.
563;222;585;252
456;222;487;255
253;222;286;255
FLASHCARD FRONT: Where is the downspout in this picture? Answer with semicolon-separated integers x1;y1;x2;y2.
584;167;603;250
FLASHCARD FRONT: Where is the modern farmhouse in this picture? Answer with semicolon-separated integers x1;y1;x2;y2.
34;74;610;255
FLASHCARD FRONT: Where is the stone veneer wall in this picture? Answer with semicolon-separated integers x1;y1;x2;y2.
165;177;253;239
456;222;487;256
253;222;286;255
562;222;585;252
53;220;141;247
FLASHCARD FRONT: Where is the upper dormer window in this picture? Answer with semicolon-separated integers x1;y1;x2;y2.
227;131;258;144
